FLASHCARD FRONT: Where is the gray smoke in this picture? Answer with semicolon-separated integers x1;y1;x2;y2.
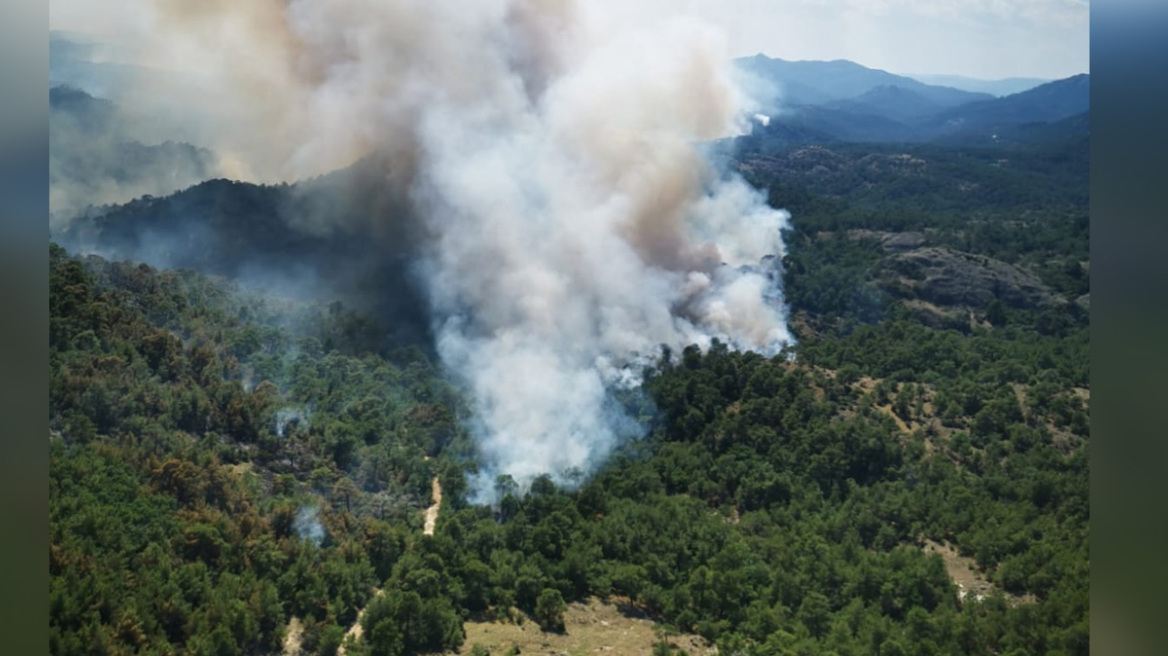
293;506;325;546
59;0;794;494
48;84;221;224
274;406;310;438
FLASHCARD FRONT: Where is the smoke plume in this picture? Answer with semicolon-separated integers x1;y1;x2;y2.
275;407;310;438
293;506;325;546
65;0;794;493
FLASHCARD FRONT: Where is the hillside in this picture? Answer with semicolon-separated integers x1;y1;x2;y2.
936;112;1090;148
49;109;1090;654
733;57;1088;144
825;85;944;123
51;153;432;346
50;238;1089;655
765;105;919;143
60;132;1085;349
932;75;1091;136
48;40;1088;656
906;74;1050;97
49;243;467;655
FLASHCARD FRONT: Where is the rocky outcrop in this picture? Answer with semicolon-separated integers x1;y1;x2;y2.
845;230;926;252
881;247;1061;310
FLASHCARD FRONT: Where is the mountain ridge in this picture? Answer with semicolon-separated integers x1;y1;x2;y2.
735;54;994;110
906;73;1052;97
930;74;1090;132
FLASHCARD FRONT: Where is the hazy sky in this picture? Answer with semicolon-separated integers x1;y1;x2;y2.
656;0;1090;79
50;0;1089;80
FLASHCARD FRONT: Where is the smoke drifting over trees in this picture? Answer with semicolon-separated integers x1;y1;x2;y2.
49;85;219;221
56;0;794;492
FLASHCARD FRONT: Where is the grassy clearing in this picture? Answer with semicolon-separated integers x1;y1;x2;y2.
455;598;715;656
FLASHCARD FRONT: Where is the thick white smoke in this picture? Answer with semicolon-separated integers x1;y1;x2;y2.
78;0;795;493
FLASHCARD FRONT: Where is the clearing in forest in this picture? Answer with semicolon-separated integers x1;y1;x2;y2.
455;597;715;656
922;539;1034;605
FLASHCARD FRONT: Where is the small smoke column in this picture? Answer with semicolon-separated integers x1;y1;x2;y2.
274;407;309;438
99;0;795;495
753;113;772;127
293;506;325;546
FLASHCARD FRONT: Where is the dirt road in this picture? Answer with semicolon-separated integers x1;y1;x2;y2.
424;476;442;536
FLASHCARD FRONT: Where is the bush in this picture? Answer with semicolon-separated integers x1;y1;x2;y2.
533;588;566;633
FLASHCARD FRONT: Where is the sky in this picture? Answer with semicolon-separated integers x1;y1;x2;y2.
49;0;1089;81
632;0;1090;80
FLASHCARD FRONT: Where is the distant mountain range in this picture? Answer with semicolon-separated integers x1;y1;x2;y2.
51;48;1088;345
930;74;1089;132
51;34;1090;239
734;55;1089;147
50;31;146;101
905;74;1050;97
736;55;993;109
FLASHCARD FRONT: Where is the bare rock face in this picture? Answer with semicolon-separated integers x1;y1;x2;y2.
844;229;926;252
881;247;1061;310
879;232;927;252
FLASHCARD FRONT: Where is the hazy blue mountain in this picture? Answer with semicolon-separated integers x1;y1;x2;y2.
771;105;919;143
50;85;117;133
50;31;146;101
906;73;1051;97
733;55;1088;145
733;63;1089;145
825;85;944;124
931;74;1090;135
736;54;993;110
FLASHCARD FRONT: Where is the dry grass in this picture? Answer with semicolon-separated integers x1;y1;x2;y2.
922;540;1034;606
875;404;912;434
454;598;715;656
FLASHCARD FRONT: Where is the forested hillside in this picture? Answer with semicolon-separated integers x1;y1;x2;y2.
46;5;1091;653
50;142;1089;656
730;136;1089;333
49;74;1089;656
50;245;468;655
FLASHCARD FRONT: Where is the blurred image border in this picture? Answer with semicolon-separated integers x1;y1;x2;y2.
0;1;48;654
1090;2;1168;655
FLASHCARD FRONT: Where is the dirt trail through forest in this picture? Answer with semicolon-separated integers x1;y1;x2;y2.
333;473;441;653
282;617;303;656
337;588;383;656
424;476;442;536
